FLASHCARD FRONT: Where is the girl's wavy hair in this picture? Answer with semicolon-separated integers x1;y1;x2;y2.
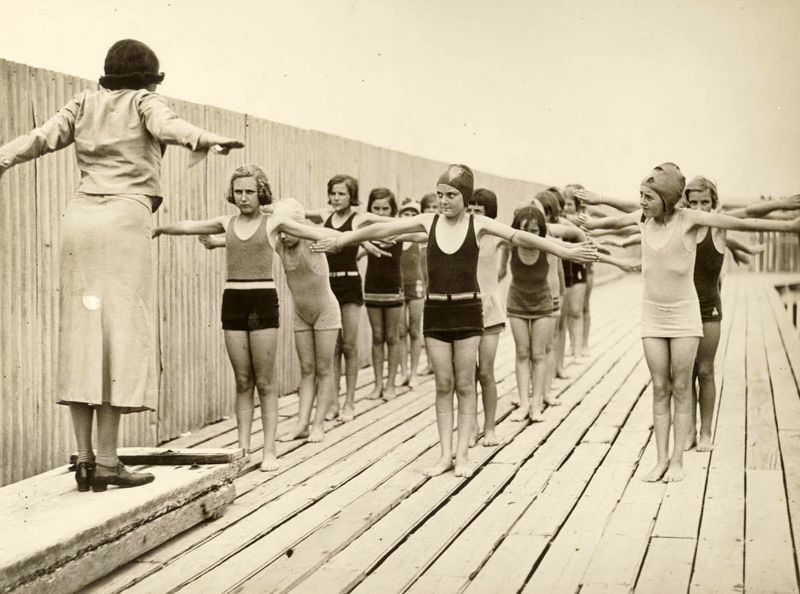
468;188;498;219
683;176;719;209
511;204;547;237
226;165;273;205
99;39;165;91
327;174;359;206
367;187;398;216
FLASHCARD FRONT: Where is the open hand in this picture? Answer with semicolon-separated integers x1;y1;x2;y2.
203;134;245;155
311;237;342;253
574;189;601;205
199;234;224;250
565;241;599;263
362;241;392;258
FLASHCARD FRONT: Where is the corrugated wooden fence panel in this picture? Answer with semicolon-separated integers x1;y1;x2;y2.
3;58;795;485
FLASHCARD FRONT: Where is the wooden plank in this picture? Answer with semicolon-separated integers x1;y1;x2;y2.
68;447;245;466
745;282;781;470
0;463;237;594
636;537;695;594
745;469;799;594
691;278;746;594
651;452;708;538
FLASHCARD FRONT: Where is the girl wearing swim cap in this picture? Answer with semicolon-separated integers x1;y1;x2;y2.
580;163;800;483
312;164;599;477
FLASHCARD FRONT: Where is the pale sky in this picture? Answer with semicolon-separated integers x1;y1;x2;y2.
1;0;798;201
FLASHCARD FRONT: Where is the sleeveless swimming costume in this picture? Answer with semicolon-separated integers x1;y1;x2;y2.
364;241;404;307
506;247;555;319
222;215;279;331
640;209;703;338
693;228;724;322
423;214;483;342
324;212;363;306
477;234;506;332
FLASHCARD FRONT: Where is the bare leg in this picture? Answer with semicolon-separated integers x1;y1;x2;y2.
566;283;586;358
509;317;532;421
582;266;594;354
224;330;256;453
282;330;316;441
694;321;720;452
70;403;95;463
338;303;361;421
309;329;339;442
398;302;410;384
533;316;557;420
452;336;480;476
250;328;279;471
663;336;700;482
642;337;672;482
367;306;386;400
478;332;500;446
406;298;424;386
383;305;404;400
555;296;568;378
424;337;456;476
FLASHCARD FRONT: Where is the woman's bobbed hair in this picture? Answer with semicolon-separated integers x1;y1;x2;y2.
420;192;438;212
683;176;719;209
327;174;359;206
564;183;585;213
99;39;165;91
511;204;548;237
469;188;498;219
367;187;398;216
535;190;561;224
226;165;273;205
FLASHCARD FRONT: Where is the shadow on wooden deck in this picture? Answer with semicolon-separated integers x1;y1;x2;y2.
71;273;800;593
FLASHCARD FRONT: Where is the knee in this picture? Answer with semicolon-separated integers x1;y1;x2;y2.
233;372;254;393
478;366;495;386
299;358;316;377
455;378;475;397
341;341;358;357
408;326;420;340
651;379;672;402
385;331;399;346
435;376;454;394
515;344;531;361
255;378;275;396
697;362;715;383
371;333;384;347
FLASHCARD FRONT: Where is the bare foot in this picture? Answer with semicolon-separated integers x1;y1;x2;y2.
340;403;355;422
260;454;279;472
468;427;479;448
642;461;669;482
307;427;324;443
529;409;545;423
278;424;309;442
556;369;572;380
423;457;454;477
662;462;685;483
366;385;383;400
421;366;434;376
482;429;498;446
544;395;562;407
405;374;416;388
454;459;473;477
695;435;715;452
324;402;339;421
510;408;529;422
383;385;397;401
510;396;520;408
684;430;697;451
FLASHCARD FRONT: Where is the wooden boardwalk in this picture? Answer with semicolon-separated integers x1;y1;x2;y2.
84;273;800;594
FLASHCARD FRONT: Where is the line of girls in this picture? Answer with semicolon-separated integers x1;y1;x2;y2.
575;163;800;482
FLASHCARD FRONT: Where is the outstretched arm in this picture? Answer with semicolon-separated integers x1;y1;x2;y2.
577;210;641;231
687;209;800;233
600;233;642;248
725;194;800;219
725;235;766;256
272;216;339;241
153;216;227;237
598;253;641;272
574;189;639;213
479;217;598;263
548;220;586;242
311;215;430;252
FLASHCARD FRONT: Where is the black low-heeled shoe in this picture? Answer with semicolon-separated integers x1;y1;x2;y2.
75;462;96;492
92;463;155;492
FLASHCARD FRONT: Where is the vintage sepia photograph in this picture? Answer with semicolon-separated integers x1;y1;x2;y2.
0;1;798;592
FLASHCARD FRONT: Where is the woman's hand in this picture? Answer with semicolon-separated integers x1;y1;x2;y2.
576;213;594;230
563;241;599;263
618;258;642;273
152;228;162;238
574;189;601;205
362;241;392;258
199;234;225;250
311;236;342;253
202;134;245;154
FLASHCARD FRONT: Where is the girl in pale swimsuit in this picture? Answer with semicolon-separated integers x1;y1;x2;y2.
466;188;505;446
312;164;598;477
581;163;800;482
